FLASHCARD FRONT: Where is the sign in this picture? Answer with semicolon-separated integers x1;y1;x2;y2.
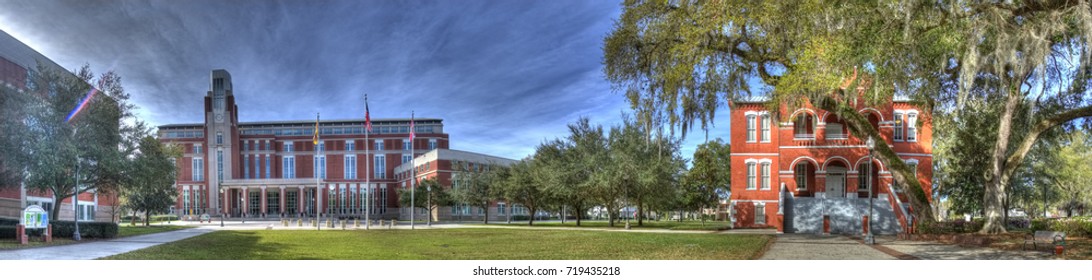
21;205;49;229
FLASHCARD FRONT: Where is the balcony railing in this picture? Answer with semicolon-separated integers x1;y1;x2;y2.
793;133;815;140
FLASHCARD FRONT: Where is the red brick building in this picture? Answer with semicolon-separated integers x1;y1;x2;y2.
158;70;516;221
0;30;118;222
729;98;933;234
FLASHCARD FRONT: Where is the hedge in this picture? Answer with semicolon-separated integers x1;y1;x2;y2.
0;225;15;238
0;217;19;226
49;221;118;239
1031;218;1092;237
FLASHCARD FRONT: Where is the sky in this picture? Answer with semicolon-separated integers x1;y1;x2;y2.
0;0;730;160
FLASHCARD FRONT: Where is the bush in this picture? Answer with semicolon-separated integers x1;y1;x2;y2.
1007;218;1030;229
0;217;20;226
1029;217;1092;237
1030;219;1050;232
918;219;983;234
0;225;16;238
151;215;178;223
511;215;530;221
50;221;118;239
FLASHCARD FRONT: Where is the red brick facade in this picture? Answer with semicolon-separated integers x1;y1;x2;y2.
729;99;933;233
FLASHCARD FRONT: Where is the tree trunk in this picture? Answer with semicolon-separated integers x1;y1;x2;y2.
506;202;512;224
637;199;644;226
981;89;1021;234
527;205;535;226
607;206;616;227
483;203;489;224
576;207;582;226
144;211;151;227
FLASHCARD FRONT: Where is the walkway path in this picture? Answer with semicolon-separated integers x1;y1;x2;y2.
760;234;897;260
0;228;212;260
874;236;1056;260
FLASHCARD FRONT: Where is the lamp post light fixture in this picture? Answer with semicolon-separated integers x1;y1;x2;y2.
426;185;432;227
328;184;335;228
219;188;225;227
218;146;224;227
865;137;876;245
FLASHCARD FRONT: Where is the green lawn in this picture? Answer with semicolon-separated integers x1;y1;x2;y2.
101;228;769;260
117;225;193;238
479;220;732;231
0;238;79;250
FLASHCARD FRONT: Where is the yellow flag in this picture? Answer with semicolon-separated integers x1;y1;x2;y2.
313;114;320;145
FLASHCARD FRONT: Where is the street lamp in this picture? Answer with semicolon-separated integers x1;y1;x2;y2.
426;184;432;227
218;146;224;227
219;188;225;227
865;137;876;245
328;184;335;228
73;157;82;241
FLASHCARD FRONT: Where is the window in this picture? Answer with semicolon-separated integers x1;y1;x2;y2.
907;113;918;142
183;189;191;214
795;163;808;191
375;140;384;151
346;141;355;151
265;156;271;179
345;155;357;179
285;142;294;152
243;155;249;179
760;114;771;142
498;202;506;215
194;144;202;154
77;203;95;221
374;155;386;179
760;162;771;190
403;139;411;150
402;154;412;164
379;187;387;214
428;139;437;150
284;156;295;179
216;132;223;145
318;142;325;152
746;115;756;142
315;155;326;179
894;112;904;141
264;141;270;151
755;203;766;225
192;158;203;181
217;150;224;182
794;114;814;138
746;162;756;190
858;162;871;193
907;161;919;180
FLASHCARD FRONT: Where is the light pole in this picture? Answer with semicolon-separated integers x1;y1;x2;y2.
218;146;224;227
426;184;432;227
865;137;876;245
73;157;82;241
328;184;335;228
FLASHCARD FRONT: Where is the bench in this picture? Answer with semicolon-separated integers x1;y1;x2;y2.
1023;231;1066;251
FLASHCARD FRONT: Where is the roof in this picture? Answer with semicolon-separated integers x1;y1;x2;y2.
157;118;444;130
394;149;518;173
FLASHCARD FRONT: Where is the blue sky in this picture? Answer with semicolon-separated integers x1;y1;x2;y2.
0;0;729;160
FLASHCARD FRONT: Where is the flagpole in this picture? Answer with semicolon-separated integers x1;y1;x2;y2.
316;112;321;231
408;110;410;228
364;94;370;230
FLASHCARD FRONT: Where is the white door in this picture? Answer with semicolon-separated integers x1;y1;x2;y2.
826;166;846;198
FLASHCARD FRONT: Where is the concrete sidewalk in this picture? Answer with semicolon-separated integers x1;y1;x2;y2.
0;228;213;260
760;234;897;260
874;236;1056;260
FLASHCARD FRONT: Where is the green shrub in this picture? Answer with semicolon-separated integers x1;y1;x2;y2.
1030;219;1050;232
0;225;16;238
50;221;118;239
0;217;20;226
511;215;530;221
151;214;178;223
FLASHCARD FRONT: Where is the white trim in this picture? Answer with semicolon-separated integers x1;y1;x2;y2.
732;199;779;203
854;156;886;172
780;145;867;149
904;158;920;164
821;156;852;171
896;153;933;158
789;108;818;120
858;108;885;122
789;156;819;169
744;111;759;116
732;153;779;156
744;158;773;164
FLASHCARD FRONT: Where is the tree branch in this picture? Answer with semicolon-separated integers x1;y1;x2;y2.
1002;104;1092;180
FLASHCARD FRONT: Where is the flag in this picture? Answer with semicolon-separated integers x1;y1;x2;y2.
313;113;320;145
365;94;372;133
409;111;415;141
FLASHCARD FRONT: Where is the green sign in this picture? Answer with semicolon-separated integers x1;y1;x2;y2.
21;205;49;229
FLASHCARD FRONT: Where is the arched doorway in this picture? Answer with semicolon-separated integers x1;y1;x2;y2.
825;161;848;198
